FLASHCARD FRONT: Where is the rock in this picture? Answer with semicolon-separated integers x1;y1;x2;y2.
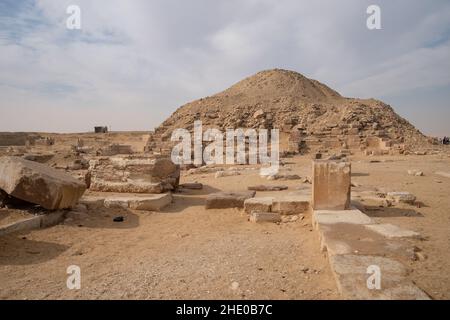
302;177;312;184
180;183;203;190
244;197;274;214
358;197;392;208
273;196;310;215
387;192;416;204
0;156;86;210
230;281;240;290
248;185;288;191
414;251;427;261
89;156;179;194
205;191;256;209
407;170;424;176
249;211;281;223
253;109;265;119
267;174;301;181
215;170;241;178
299;266;309;273
281;214;302;223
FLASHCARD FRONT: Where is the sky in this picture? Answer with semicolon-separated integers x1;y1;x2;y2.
0;0;449;137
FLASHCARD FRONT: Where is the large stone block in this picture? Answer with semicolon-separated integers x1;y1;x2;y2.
312;160;351;210
89;156;180;194
205;191;256;209
244;197;273;214
0;156;86;210
272;196;310;215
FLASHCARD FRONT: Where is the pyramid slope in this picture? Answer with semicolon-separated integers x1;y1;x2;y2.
148;69;431;153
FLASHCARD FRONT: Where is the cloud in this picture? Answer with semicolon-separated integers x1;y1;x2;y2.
0;0;449;134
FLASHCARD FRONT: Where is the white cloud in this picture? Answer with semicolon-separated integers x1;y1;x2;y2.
0;0;449;133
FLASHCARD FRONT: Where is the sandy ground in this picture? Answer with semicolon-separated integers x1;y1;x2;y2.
0;153;449;300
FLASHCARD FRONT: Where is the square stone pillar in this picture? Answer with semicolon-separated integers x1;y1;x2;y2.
312;160;351;210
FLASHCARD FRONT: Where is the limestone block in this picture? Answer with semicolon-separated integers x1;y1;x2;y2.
312;160;351;210
272;196;310;215
205;191;256;209
244;197;274;214
0;156;86;210
249;212;281;223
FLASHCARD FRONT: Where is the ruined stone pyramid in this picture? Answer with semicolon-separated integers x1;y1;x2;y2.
146;69;431;155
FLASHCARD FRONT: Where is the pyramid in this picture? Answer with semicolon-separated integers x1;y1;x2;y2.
145;69;432;155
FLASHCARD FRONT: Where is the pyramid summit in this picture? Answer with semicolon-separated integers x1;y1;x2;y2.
146;69;432;155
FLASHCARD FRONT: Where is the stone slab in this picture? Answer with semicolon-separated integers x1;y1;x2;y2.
247;185;288;192
365;224;420;239
313;209;374;229
0;156;86;210
386;192;416;204
249;212;281;223
0;211;66;236
205;191;256;209
103;193;172;211
180;183;203;190
329;254;430;300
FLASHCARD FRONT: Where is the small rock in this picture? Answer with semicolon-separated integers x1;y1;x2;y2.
302;177;312;184
231;281;240;290
408;170;424;176
300;266;309;273
414;252;427;261
215;170;241;178
113;216;124;222
387;192;417;204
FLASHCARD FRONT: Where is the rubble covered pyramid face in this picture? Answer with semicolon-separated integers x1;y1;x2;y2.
146;69;432;155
